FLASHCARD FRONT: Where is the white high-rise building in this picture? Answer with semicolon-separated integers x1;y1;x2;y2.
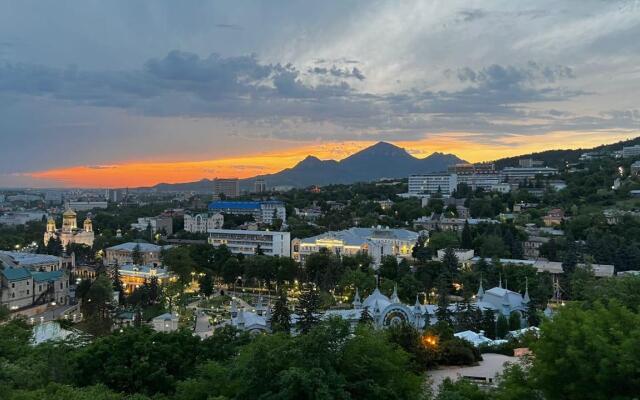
408;173;458;196
208;229;291;257
622;145;640;159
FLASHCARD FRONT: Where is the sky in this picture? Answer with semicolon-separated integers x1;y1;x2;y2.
1;0;639;188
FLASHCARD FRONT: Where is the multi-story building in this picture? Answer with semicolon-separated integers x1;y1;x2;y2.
0;251;73;272
622;145;640;159
208;200;286;225
543;208;565;226
518;158;544;168
208;229;291;257
105;242;171;266
105;189;126;203
184;212;224;233
408;173;458;196
65;200;108;211
456;172;502;191
523;236;549;259
448;163;496;174
254;178;267;193
131;216;173;235
501;167;558;182
413;213;498;232
44;209;95;249
0;253;70;310
118;264;175;293
292;227;419;267
0;211;48;226
213;178;240;198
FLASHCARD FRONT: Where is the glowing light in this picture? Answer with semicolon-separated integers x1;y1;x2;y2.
421;334;439;348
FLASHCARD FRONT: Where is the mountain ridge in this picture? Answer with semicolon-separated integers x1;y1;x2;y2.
151;141;465;191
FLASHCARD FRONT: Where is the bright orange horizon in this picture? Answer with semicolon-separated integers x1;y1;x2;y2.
27;131;638;188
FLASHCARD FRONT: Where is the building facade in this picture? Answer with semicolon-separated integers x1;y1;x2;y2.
43;209;95;249
104;242;170;266
0;253;70;310
184;212;224;233
622;145;640;159
207;229;291;257
213;178;240;198
292;227;419;267
408;173;458;196
208;200;286;225
501;167;558;182
131;216;173;235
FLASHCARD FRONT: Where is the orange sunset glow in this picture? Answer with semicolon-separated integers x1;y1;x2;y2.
27;131;636;188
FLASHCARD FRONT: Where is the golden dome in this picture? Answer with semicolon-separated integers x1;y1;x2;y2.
63;209;77;217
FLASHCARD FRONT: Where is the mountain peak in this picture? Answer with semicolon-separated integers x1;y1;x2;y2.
295;155;323;168
345;141;410;160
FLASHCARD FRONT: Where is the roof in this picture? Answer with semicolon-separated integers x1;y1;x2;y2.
0;251;60;266
300;227;418;246
106;242;163;252
119;263;172;278
153;313;179;321
32;270;65;282
454;330;494;347
0;267;31;281
209;201;261;210
362;288;392;311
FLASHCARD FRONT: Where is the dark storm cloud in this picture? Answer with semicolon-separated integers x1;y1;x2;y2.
0;51;594;140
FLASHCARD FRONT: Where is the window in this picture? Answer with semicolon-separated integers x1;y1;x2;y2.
11;283;14;288
27;290;29;295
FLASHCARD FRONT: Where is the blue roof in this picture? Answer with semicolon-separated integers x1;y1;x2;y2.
1;267;31;281
32;270;64;282
209;201;261;210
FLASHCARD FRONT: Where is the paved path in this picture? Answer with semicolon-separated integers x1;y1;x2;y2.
428;353;519;390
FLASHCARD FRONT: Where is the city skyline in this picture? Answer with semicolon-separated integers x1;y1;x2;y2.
1;1;639;187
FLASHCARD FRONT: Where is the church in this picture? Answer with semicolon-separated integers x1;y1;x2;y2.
229;281;532;334
44;209;95;249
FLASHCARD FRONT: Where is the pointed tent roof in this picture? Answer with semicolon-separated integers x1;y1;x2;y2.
523;277;531;304
352;288;362;308
476;275;485;298
390;284;400;303
362;287;390;311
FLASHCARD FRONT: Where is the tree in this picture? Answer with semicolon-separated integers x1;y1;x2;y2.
411;235;431;263
531;301;640;399
163;247;196;284
198;273;214;297
435;275;453;325
496;313;509;338
271;291;292;333
295;285;322;334
131;243;143;265
111;264;124;304
148;276;160;304
508;312;522;331
461;220;473;249
45;236;63;256
441;247;459;278
221;257;241;285
481;309;496;339
81;275;114;336
359;306;374;326
379;255;399;281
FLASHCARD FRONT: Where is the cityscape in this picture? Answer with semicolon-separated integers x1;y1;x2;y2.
1;2;640;400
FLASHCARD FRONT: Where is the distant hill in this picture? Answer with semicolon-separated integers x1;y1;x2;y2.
149;136;640;192
493;136;640;169
150;142;465;192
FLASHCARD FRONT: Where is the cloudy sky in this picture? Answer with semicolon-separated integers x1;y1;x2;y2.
1;0;639;187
